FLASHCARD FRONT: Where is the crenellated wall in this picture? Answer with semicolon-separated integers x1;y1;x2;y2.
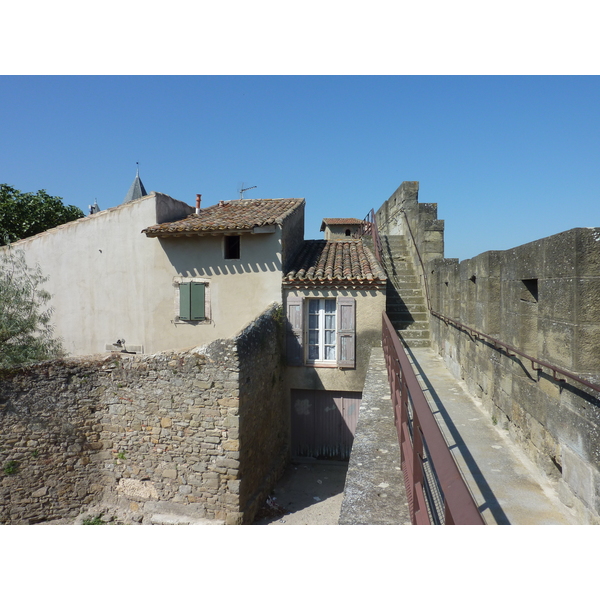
376;182;600;523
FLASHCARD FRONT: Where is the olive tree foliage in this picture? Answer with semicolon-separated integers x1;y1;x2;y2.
0;184;84;245
0;245;64;368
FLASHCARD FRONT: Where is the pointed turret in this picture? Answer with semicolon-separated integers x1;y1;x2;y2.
123;164;148;204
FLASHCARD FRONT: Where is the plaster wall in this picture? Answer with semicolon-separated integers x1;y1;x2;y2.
283;287;386;394
6;193;290;356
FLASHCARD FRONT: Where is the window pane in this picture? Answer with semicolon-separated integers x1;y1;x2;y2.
325;299;336;313
309;299;320;313
308;345;319;360
324;314;335;330
324;329;335;345
309;314;319;330
308;330;319;345
325;345;336;360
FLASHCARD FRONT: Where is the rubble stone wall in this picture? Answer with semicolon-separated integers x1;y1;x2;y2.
0;305;285;525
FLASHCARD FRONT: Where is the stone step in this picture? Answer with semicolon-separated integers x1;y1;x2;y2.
398;337;431;348
390;319;429;331
386;302;427;312
396;329;430;340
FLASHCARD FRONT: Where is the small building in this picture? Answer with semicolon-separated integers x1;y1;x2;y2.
320;218;365;240
283;238;387;459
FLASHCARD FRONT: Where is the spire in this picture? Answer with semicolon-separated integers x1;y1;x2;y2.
123;163;148;204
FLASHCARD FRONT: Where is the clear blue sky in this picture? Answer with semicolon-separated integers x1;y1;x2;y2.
1;75;598;260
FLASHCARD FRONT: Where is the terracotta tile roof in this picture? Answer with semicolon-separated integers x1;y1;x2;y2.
143;198;304;237
284;240;386;287
320;218;364;231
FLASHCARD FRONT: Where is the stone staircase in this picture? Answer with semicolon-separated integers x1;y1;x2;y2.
379;235;431;348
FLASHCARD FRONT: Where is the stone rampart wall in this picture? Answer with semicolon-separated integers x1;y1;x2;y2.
0;305;285;525
376;181;600;523
427;228;600;522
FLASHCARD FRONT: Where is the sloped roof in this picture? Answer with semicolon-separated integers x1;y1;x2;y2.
284;240;386;287
320;218;364;231
142;198;304;237
123;171;148;204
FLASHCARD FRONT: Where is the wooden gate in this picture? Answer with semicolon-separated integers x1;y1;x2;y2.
291;389;362;460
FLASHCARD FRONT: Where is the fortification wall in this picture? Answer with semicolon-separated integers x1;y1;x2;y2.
428;228;600;522
376;182;600;523
0;305;285;525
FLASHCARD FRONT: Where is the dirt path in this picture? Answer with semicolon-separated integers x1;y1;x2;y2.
253;461;349;525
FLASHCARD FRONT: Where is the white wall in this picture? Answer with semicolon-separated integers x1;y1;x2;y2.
7;193;287;356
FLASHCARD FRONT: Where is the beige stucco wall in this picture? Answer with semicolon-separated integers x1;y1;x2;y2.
6;193;290;356
283;287;386;395
323;224;362;240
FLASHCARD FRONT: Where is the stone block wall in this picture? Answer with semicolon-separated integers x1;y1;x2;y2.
375;181;444;302
0;305;286;525
427;228;600;522
376;183;600;522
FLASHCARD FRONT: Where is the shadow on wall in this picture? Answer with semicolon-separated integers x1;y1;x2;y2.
160;237;282;277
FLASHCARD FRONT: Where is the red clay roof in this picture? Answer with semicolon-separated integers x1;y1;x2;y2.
143;198;304;237
284;240;386;287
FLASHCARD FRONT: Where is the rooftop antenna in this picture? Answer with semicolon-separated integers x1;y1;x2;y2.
239;184;257;199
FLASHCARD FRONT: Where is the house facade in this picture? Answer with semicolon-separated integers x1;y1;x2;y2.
283;238;387;458
1;182;390;522
6;192;305;356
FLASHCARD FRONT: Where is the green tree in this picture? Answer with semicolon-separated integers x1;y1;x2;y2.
0;184;84;245
0;245;64;368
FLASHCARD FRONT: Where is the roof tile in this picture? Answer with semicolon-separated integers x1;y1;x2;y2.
284;240;386;287
143;198;304;237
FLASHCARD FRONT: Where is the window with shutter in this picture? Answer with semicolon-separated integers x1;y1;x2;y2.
286;296;356;369
179;282;206;321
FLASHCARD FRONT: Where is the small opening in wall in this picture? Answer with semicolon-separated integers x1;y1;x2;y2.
444;281;449;287
345;229;351;236
469;275;476;284
522;278;539;303
224;235;241;259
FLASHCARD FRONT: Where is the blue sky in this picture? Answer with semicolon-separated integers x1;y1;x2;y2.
1;75;598;260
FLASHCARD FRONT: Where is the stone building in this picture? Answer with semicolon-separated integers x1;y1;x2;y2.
320;218;364;240
0;181;385;524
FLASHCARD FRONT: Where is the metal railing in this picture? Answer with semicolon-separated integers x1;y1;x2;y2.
360;209;383;265
382;311;485;524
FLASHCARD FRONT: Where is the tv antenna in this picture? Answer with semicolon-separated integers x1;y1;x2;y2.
239;184;257;199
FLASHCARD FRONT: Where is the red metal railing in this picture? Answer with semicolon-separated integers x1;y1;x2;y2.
382;311;485;525
360;209;383;265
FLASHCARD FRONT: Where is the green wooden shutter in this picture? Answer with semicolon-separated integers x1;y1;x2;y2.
190;282;205;320
286;297;304;366
337;296;356;368
179;282;191;320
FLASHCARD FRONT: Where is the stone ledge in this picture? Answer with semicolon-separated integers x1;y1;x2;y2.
339;347;411;525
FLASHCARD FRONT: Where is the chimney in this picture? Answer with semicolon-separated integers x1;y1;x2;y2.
195;194;201;214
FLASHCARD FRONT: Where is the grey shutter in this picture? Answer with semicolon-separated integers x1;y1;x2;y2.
286;297;304;366
190;282;205;320
179;282;191;320
337;296;356;368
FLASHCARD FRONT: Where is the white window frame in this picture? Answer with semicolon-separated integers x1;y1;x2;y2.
306;298;338;365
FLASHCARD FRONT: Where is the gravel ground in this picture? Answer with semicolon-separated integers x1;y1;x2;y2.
253;461;349;525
